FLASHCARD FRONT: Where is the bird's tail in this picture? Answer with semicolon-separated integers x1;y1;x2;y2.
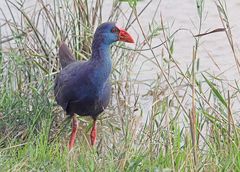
59;42;76;68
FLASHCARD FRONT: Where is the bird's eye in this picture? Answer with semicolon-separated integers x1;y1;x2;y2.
111;28;118;33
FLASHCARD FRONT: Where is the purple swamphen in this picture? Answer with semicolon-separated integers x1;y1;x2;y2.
54;22;134;150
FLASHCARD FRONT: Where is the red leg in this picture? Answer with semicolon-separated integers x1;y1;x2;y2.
68;114;78;150
90;120;97;145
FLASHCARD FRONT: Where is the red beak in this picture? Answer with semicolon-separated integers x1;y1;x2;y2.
118;28;134;43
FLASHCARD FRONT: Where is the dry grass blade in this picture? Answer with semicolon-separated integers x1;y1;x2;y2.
216;0;240;74
0;0;240;171
194;28;226;37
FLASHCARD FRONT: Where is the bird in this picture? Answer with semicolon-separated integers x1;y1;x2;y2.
54;22;134;150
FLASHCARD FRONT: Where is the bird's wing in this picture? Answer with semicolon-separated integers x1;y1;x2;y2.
59;42;76;68
54;61;90;111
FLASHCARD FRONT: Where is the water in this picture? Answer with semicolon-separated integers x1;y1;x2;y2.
125;0;240;81
0;0;240;118
1;0;239;77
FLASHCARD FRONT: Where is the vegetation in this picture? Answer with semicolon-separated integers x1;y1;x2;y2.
0;0;239;171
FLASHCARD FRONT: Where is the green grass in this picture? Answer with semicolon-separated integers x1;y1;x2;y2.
0;0;240;171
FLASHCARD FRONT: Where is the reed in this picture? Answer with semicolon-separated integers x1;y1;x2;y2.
0;0;239;171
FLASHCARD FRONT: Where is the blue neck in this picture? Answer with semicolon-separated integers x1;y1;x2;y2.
90;37;112;85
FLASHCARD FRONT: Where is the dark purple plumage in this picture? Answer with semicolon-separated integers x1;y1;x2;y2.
54;51;111;120
54;22;134;149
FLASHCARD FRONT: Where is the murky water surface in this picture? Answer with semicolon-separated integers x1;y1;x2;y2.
0;1;239;118
1;1;239;77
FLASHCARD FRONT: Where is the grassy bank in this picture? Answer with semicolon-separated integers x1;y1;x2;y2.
0;0;240;171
